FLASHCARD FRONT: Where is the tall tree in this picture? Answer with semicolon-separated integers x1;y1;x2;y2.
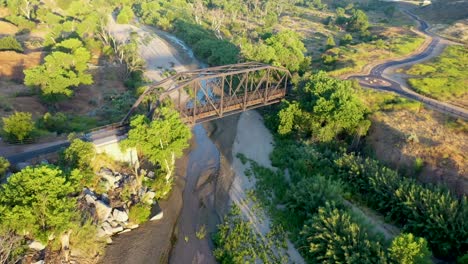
0;166;77;243
24;38;93;102
121;107;191;176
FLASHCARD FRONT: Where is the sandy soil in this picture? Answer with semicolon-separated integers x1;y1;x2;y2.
230;111;305;264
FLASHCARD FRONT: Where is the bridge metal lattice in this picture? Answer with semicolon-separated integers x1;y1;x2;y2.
122;62;291;125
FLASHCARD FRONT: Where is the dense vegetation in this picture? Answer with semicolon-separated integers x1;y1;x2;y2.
0;35;23;52
406;45;468;106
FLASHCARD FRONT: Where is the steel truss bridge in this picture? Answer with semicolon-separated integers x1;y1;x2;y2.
122;62;292;125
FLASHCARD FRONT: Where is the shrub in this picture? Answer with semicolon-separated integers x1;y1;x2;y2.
117;6;134;24
128;204;151;224
389;233;432;264
299;202;388;263
39;112;67;133
5;15;35;30
0;36;23;52
0;156;10;177
62;139;96;170
2;112;35;142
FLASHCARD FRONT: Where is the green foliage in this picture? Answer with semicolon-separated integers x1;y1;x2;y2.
335;154;468;259
389;233;432;264
347;9;369;33
300;202;388;263
0;36;23;52
242;30;308;72
406;45;468;103
326;36;336;49
278;72;369;142
117;6;134;24
213;206;288;264
24;38;93;102
174;20;238;66
0;165;78;243
0;157;10;179
38;112;67;134
98;90;136;123
128;204;151;224
121;107;191;169
2;111;34;142
62;139;96;170
286;175;343;225
5;15;35;29
68;220;106;260
340;33;353;45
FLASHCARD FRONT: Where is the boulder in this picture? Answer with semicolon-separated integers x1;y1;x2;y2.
111;226;124;234
101;222;113;235
96;228;107;238
100;193;110;205
147;171;155;179
118;229;131;234
95;200;112;221
149;202;163;221
106;237;113;244
126;223;139;229
112;209;129;222
84;194;96;205
109;221;119;228
100;168;118;186
33;261;45;264
29;241;46;251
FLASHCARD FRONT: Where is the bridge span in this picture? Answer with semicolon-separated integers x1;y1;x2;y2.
3;62;291;164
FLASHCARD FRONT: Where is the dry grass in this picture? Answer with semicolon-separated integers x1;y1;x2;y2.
0;21;19;35
367;108;468;195
0;51;44;80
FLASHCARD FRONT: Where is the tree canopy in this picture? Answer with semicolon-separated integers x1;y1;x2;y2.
2;112;34;142
24;38;93;102
0;166;78;243
389;233;432;264
121;107;191;170
277;72;369;141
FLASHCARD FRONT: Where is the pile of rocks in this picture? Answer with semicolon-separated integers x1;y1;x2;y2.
82;168;163;243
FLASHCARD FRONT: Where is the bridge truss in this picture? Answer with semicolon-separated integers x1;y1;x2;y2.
122;62;291;125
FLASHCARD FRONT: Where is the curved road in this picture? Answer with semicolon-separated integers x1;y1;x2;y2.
348;9;468;120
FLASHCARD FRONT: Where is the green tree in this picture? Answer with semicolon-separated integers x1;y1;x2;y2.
121;107;191;172
347;9;369;33
264;30;307;72
117;6;134;24
0;165;77;243
2;112;34;142
389;233;432;264
300;202;388;263
62;138;96;170
278;72;369;141
24;38;93;102
340;33;353;45
325;36;336;49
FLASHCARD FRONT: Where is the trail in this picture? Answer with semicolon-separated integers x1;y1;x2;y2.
348;9;468;120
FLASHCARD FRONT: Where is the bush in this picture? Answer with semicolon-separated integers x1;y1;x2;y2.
299;202;388;263
0;156;10;180
5;15;35;30
39;112;67;133
117;6;134;24
128;204;151;224
62;139;96;170
0;36;23;52
2;112;35;143
389;233;432;264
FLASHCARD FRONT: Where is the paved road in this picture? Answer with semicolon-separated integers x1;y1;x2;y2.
348;10;468;120
3;123;128;164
